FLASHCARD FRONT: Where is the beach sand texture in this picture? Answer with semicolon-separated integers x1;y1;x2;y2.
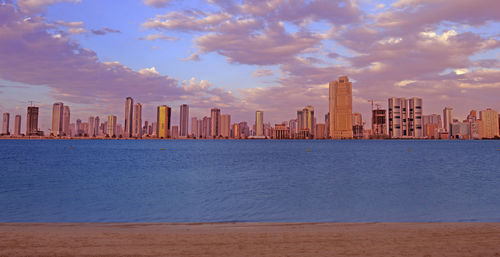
1;223;500;256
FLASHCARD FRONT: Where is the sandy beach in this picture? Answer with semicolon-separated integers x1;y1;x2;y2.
1;223;499;256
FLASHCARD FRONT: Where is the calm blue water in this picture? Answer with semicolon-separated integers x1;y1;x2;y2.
1;140;499;222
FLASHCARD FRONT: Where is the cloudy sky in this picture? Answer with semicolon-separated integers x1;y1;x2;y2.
1;0;499;131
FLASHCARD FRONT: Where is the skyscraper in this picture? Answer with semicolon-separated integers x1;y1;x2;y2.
408;97;423;138
107;115;117;137
2;113;9;135
443;107;453;135
211;108;221;138
255;110;264;137
51;102;64;136
94;116;100;137
388;97;423;138
202;117;211;138
63;105;70;136
133;103;142;138
329;76;353;139
191;117;199;138
26;106;39;136
124;97;134;138
180;104;189;137
298;106;315;136
232;123;239;138
157;105;171;138
88;116;95;137
478;108;499;139
220;114;231;138
14;115;21;136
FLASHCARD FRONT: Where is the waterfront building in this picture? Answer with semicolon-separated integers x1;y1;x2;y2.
76;119;82;136
314;123;326;139
274;123;289;139
239;121;249;138
451;122;471;139
221;114;231;138
352;113;363;139
422;114;441;139
26;106;39;136
116;124;123;137
297;106;315;137
329;76;353;139
2;113;9;135
133;103;142;138
289;119;297;138
157;105;171;139
143;121;149;136
89;117;95;137
191;117;199;138
14;115;21;136
371;109;387;138
62;106;70;136
197;120;203;138
388;97;423;138
171;126;179;139
202;117;211;138
232;123;239;138
408;97;423;138
211;108;221;138
124;97;134;138
151;122;157;137
107;115;117;137
51;102;64;136
94;116;100;137
179;104;189;137
443;107;453;135
255;110;264;137
478;108;499;139
325;113;330;138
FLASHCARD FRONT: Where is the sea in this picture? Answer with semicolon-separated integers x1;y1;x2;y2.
1;139;499;222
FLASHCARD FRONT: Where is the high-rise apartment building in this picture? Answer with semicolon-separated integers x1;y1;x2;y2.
26;106;39;136
180;104;189;137
197;119;203;138
211;108;221;138
51;102;64;136
202;117;211;138
232;123;239;138
124;97;134;138
62;106;70;136
478;108;499;139
388;97;423;138
443;107;453;135
2;113;9;135
297;106;315;136
89;116;95;137
107;115;117;137
171;126;179;139
157;105;171;138
14;115;21;136
255;110;264;137
314;123;326;139
289;119;297;138
329;76;353;139
191;117;199;138
408;97;423;138
94;116;100;137
221;114;231;138
133;103;142;138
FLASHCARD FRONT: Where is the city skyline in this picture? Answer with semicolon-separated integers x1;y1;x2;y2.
2;75;499;139
0;1;499;131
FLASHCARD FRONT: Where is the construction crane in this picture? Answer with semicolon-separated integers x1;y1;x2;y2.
367;100;383;111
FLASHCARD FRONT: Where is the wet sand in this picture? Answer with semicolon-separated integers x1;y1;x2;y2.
1;223;499;256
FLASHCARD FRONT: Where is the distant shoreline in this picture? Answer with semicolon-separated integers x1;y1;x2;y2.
1;223;499;256
1;136;499;140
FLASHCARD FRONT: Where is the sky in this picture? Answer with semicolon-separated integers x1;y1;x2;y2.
1;0;500;132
